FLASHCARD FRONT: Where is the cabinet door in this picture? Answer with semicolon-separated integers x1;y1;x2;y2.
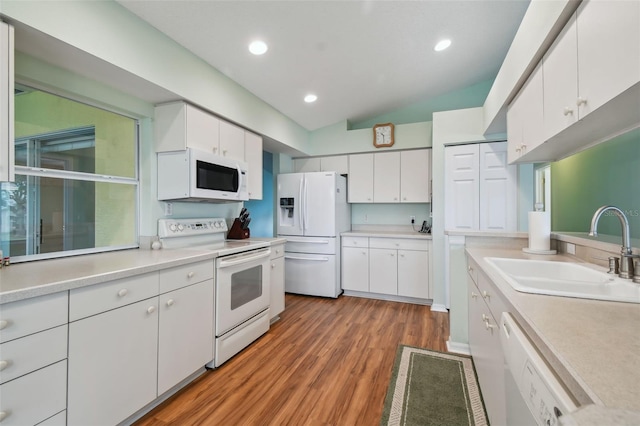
342;247;369;292
576;0;640;118
517;62;544;158
320;155;348;174
373;151;400;202
543;14;579;140
186;104;220;154
348;153;374;202
369;248;397;295
444;144;479;230
479;142;517;231
219;120;245;161
468;279;506;426
506;91;523;164
400;149;430;202
68;298;159;426
270;256;285;320
294;158;321;173
244;131;263;199
0;22;14;182
158;280;214;395
397;250;429;299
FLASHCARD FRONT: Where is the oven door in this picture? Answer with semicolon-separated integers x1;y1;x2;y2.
216;248;271;336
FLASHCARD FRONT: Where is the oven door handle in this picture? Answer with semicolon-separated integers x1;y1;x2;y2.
285;255;330;262
217;250;271;268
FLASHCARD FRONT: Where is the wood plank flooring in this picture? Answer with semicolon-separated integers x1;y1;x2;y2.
135;294;449;426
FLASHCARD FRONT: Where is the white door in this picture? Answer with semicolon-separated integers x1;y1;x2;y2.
342;247;369;292
348;153;374;202
277;173;304;236
398;249;429;299
369;248;398;295
373;151;400;202
401;149;431;202
479;142;517;231
303;172;336;237
444;144;479;230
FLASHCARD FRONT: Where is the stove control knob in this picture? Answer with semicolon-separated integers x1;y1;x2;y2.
177;224;184;231
214;221;222;228
169;224;177;232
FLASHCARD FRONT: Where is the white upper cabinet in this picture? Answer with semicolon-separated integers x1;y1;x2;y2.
373;151;400;202
155;102;220;153
218;120;245;162
507;62;544;163
400;149;431;202
511;0;640;163
348;153;374;202
244;130;263;199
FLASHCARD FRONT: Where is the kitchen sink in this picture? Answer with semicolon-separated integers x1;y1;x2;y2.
485;257;640;304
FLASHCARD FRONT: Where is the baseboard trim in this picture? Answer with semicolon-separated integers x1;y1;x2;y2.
342;291;431;306
430;303;448;313
447;340;471;355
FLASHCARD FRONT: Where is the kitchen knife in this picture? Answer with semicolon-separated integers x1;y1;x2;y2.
242;218;251;229
239;207;247;218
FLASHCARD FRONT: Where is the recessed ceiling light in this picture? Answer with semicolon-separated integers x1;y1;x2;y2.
434;39;452;52
304;94;318;103
249;40;268;55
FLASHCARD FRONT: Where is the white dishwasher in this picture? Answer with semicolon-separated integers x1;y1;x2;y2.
500;312;578;426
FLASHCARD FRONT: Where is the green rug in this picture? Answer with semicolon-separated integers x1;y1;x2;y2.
380;346;488;426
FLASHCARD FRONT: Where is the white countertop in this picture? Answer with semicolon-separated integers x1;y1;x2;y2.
342;230;432;239
465;247;640;415
0;238;284;304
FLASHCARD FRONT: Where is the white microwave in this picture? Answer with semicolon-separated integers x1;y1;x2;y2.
157;148;249;202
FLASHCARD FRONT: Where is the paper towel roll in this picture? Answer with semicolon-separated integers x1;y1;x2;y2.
528;211;551;251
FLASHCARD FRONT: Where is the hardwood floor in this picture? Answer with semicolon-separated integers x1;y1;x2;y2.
135;294;449;426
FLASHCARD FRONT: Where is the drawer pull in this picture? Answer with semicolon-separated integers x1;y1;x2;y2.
0;360;8;371
468;266;473;272
276;249;281;254
482;290;490;300
485;321;496;331
271;263;275;269
471;292;478;299
187;272;195;279
0;411;8;422
0;320;8;330
117;289;128;297
166;299;174;307
147;306;156;314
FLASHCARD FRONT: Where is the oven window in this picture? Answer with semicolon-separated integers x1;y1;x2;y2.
230;265;263;310
196;160;238;192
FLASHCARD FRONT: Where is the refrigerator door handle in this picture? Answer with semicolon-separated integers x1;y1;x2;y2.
285;254;330;262
284;237;330;244
298;176;304;231
303;176;309;231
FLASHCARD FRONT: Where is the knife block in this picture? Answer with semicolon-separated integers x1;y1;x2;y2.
227;218;250;239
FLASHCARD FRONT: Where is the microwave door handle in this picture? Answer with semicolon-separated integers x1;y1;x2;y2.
236;164;243;197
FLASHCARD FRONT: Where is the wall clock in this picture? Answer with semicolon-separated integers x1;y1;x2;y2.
373;123;395;148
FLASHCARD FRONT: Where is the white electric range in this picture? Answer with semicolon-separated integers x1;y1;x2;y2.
158;218;272;367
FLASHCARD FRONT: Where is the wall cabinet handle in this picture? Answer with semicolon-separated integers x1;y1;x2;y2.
482;290;490;300
0;320;8;330
0;411;8;422
576;96;588;106
166;299;174;307
471;292;478;299
563;106;574;116
117;289;128;297
147;306;156;314
0;360;9;371
187;272;195;279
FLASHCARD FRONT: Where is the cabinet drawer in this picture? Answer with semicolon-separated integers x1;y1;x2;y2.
342;236;368;248
369;237;428;251
0;325;67;384
159;260;213;293
270;243;285;260
69;272;159;321
0;292;68;344
0;360;67;426
467;257;479;285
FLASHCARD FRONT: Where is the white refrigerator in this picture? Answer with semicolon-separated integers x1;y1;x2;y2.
277;171;351;297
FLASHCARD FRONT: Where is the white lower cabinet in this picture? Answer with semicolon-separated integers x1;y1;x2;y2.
158;279;214;395
467;257;507;426
269;243;285;321
0;292;68;426
342;235;430;300
68;297;160;426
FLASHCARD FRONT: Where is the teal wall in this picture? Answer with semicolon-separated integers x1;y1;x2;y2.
349;79;494;130
551;129;640;238
244;152;274;237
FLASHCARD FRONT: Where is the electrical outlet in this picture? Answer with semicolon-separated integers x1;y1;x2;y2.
567;243;576;255
410;215;415;224
364;214;368;223
164;202;173;216
429;212;433;218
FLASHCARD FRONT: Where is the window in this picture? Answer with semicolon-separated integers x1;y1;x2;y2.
0;86;138;262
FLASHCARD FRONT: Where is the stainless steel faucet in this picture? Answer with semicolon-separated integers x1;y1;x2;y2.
589;205;638;279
